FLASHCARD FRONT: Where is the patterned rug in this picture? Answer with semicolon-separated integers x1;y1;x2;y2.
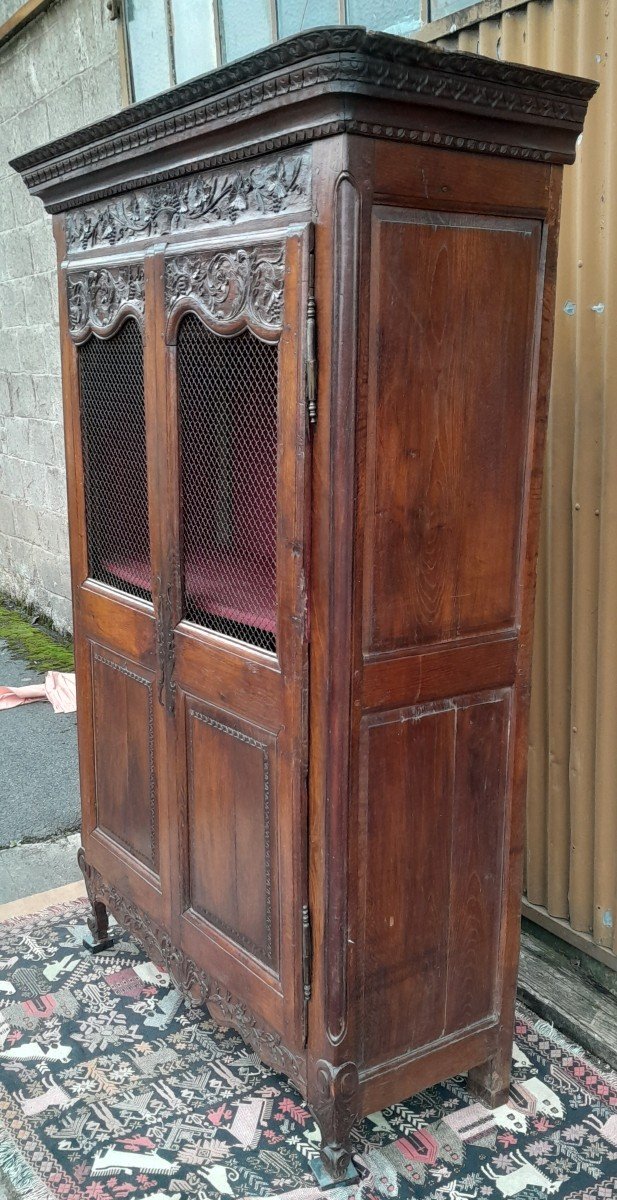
0;901;615;1200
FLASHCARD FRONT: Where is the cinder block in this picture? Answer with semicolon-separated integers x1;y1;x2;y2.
10;172;42;229
46;76;84;141
5;232;33;280
0;375;11;416
28;220;55;275
3;456;24;500
17;324;47;373
14;502;40;545
38;548;69;597
10;373;36;417
43;324;62;375
20;459;47;509
50;592;73;630
5;415;30;461
23;274;53;327
52;421;65;463
81;54;122;125
0;186;15;234
0;279;26;328
0;495;16;538
38;508;69;557
1;331;21;374
33;375;61;421
29;418;56;465
45;464;68;515
14;101;51;160
50;272;59;323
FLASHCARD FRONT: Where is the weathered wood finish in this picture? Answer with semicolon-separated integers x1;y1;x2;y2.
14;28;596;1181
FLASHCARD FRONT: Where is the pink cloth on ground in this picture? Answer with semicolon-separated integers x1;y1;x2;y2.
0;671;76;713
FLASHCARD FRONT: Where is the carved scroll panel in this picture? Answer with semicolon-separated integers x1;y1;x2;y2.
165;242;285;336
67;264;144;343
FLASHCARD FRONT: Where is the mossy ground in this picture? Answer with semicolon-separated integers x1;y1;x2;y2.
0;597;74;674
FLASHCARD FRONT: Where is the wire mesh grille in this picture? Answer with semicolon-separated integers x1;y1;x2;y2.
78;319;152;602
177;314;279;653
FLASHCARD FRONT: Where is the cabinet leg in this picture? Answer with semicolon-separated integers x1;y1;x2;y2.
77;847;115;953
468;1047;512;1109
308;1060;360;1187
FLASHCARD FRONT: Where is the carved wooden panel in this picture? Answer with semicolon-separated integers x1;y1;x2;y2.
359;691;509;1067
186;700;277;970
67;265;144;342
165;243;285;336
364;208;542;653
91;648;158;871
65;153;310;252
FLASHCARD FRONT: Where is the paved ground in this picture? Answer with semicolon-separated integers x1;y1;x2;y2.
0;641;81;901
0;642;80;846
0;832;82;904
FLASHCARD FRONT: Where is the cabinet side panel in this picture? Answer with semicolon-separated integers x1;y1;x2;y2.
364;209;541;652
360;693;509;1068
360;705;454;1064
445;696;508;1034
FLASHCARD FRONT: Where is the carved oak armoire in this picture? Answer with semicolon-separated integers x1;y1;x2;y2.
12;27;595;1182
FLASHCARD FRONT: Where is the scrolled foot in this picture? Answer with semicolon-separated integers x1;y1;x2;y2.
320;1140;352;1180
308;1059;360;1187
77;846;115;953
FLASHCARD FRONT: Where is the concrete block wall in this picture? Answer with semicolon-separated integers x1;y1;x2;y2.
0;0;123;631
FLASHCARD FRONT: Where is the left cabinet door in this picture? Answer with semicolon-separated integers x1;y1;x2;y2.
60;254;171;929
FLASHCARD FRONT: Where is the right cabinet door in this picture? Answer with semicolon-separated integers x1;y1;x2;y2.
359;207;543;1065
162;230;311;1063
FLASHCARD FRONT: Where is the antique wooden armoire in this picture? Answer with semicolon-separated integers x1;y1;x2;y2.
12;28;595;1181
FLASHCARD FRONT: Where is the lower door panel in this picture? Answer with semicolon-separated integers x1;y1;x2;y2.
90;645;159;873
184;696;278;973
76;593;170;927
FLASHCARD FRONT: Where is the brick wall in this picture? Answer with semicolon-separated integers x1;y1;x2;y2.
0;0;123;631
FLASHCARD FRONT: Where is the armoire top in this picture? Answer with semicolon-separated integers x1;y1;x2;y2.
11;25;597;215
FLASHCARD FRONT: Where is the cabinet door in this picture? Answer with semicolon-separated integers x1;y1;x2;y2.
163;231;310;1056
62;260;170;928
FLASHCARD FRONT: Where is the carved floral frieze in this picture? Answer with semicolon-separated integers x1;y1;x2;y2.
67;264;144;340
77;849;306;1090
65;154;309;252
165;244;285;331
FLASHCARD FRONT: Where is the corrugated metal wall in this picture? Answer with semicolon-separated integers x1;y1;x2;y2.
430;0;616;963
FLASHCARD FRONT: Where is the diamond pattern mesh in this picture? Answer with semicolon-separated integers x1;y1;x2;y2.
78;319;152;602
177;314;278;653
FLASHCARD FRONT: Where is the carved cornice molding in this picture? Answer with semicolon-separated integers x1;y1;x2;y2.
65;153;310;253
12;28;596;177
165;244;285;335
67;264;144;342
11;29;597;211
77;850;307;1092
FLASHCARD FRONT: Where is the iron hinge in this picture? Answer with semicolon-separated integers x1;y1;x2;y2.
306;244;317;426
302;902;312;1012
